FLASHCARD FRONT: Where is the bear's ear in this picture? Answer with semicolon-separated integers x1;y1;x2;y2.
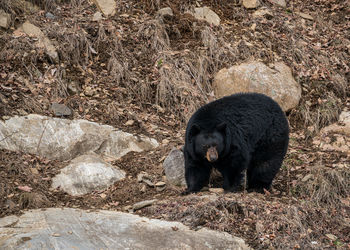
189;124;201;136
216;122;227;132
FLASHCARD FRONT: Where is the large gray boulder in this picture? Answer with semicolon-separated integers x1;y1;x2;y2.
0;114;159;161
163;148;186;187
51;154;125;195
0;208;250;249
213;61;301;111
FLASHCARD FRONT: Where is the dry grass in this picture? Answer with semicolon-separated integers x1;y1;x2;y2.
295;164;350;207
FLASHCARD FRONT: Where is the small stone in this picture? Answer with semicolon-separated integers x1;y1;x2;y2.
243;0;260;9
190;7;220;26
296;12;314;20
251;23;256;30
51;103;72;117
155;181;166;187
140;184;147;193
270;0;286;7
132;199;157;211
94;0;116;16
325;234;337;241
30;168;39;175
0;9;11;29
125;120;134;126
157;7;173;17
67;81;80;95
253;8;272;18
84;86;94;96
45;12;55;19
156;186;166;192
137;172;151;182
143;179;155;187
93;11;103;21
162;139;169;145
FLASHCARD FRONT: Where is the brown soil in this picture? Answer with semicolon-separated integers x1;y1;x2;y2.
0;0;349;249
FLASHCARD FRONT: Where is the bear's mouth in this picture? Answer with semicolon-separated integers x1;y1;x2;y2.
206;146;218;162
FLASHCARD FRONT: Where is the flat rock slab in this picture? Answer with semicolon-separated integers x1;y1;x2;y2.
0;208;249;249
0;114;159;161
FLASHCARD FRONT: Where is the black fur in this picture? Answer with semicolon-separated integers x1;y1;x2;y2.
183;93;289;194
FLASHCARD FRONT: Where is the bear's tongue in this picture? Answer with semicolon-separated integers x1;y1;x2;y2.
206;146;218;162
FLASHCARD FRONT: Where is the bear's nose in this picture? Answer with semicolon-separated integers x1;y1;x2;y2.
206;146;218;162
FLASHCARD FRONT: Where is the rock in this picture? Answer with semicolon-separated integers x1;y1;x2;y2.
143;179;155;187
51;154;125;196
93;0;116;16
325;234;337;241
213;61;301;111
243;0;260;9
132;199;157;211
253;8;272;18
156;185;166;192
270;0;286;7
125;120;134;126
18;22;58;63
67;81;80;95
92;11;103;21
191;7;220;26
157;7;173;17
50;103;72;117
0;208;249;249
140;184;147;192
137;171;151;182
296;12;314;20
0;114;159;161
155;181;166;191
0;9;11;29
313;111;350;154
45;12;55;19
163;148;186;187
155;181;166;187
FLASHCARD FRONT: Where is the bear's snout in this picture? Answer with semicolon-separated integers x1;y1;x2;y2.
206;146;218;162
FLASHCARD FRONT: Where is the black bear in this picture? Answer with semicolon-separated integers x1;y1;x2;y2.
183;93;289;194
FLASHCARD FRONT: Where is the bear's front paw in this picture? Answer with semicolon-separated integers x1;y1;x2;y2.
181;189;193;195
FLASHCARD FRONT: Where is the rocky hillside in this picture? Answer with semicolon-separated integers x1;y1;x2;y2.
0;0;349;249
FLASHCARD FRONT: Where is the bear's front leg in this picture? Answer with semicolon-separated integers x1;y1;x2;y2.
183;160;211;195
219;154;249;192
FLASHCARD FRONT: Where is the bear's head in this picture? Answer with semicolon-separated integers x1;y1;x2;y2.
187;122;230;162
